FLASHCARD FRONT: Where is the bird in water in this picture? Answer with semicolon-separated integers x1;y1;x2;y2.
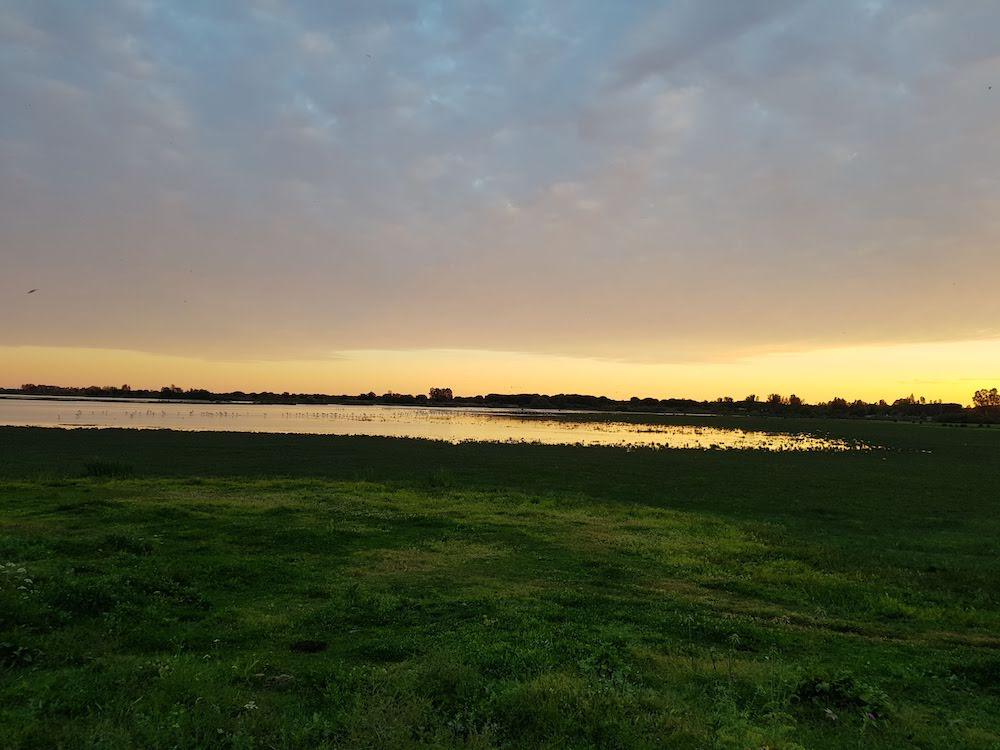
26;289;38;294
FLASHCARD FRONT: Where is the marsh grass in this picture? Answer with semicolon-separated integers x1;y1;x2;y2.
0;422;998;748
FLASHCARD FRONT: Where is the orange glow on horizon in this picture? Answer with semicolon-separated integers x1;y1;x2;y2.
3;339;999;406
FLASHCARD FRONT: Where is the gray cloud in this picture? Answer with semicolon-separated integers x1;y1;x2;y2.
2;0;999;362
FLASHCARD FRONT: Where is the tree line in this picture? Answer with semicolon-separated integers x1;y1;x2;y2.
4;383;999;423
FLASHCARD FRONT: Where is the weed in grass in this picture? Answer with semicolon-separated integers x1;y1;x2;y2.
791;672;891;724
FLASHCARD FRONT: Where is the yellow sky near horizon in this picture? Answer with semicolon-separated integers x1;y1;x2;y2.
3;338;997;405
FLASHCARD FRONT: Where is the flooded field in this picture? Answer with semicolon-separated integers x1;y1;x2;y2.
0;397;868;451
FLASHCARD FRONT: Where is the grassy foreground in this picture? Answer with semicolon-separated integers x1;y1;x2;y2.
0;421;999;748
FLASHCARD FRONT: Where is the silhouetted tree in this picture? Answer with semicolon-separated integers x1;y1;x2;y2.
973;388;1000;409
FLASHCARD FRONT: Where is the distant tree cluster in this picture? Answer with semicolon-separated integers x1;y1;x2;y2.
973;388;1000;409
5;383;997;423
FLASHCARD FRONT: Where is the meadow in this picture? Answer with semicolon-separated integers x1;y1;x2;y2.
0;419;998;748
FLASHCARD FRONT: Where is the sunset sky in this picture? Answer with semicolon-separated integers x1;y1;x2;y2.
2;1;999;403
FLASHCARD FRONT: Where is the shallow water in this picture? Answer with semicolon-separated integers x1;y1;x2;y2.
0;397;865;451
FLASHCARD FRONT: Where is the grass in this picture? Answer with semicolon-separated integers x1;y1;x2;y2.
0;420;998;748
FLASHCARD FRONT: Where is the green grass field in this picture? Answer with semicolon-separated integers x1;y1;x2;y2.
1;420;998;748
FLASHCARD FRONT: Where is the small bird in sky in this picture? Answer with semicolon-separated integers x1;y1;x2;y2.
26;289;38;294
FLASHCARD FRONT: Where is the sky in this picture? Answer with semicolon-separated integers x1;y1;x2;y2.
1;0;999;403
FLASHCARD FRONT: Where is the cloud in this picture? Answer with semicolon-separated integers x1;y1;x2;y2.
1;0;999;365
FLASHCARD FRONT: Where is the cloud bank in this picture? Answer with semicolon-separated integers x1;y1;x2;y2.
2;0;999;364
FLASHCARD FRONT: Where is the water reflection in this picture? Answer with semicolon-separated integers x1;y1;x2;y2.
0;398;868;451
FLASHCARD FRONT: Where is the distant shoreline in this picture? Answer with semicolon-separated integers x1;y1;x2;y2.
1;388;996;424
0;393;718;420
0;393;257;406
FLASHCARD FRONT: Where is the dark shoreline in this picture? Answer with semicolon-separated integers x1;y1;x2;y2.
2;388;996;424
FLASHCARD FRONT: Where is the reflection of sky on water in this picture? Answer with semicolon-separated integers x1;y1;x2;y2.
0;398;868;451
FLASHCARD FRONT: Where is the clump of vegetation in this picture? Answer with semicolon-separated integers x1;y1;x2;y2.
101;532;153;556
427;467;456;489
81;459;134;478
792;672;890;723
951;656;1000;694
0;642;40;669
